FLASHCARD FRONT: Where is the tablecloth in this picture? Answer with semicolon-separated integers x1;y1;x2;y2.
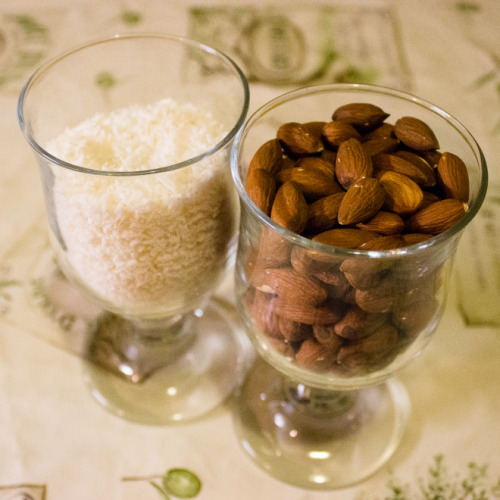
0;1;499;498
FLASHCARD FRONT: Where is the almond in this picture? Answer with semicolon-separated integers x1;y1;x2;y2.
394;150;436;187
246;289;282;339
373;153;429;185
354;278;394;313
394;116;439;151
295;338;339;371
333;305;388;340
358;234;405;250
362;136;399;157
270;181;309;234
322;120;361;148
355;211;405;235
248;138;283;176
337;324;398;365
312;228;380;249
405;198;467;234
335;137;373;189
278;317;313;342
277;162;341;200
245;168;276;215
436;152;470;202
332;102;389;131
401;233;433;246
375;170;423;216
251;267;328;306
270;296;343;325
277;122;324;157
337;177;385;225
362;122;395;141
313;324;344;349
306;192;345;233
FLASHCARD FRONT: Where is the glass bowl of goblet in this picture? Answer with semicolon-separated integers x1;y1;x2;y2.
230;83;487;488
18;33;250;424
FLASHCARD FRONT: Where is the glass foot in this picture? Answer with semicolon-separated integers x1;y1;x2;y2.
232;358;410;489
83;297;251;425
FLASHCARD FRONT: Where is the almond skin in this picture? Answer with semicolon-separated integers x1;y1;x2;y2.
375;170;423;216
337;177;385;225
270;181;309;234
355;211;405;235
277;164;342;200
251;267;328;306
394;116;439;151
332;103;390;131
394;150;436;187
406;198;467;234
335;137;373;189
373;153;429;186
312;228;380;249
362;137;399;157
306;192;345;233
248;138;283;176
436;152;470;202
245;168;276;216
269;296;343;325
277;122;324;157
322;120;361;148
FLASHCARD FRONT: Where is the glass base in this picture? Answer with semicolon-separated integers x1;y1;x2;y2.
232;358;410;490
83;298;252;425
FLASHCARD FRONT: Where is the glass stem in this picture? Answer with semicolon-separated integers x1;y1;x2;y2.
284;379;358;418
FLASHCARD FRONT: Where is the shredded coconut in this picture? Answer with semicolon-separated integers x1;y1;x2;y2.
47;99;236;317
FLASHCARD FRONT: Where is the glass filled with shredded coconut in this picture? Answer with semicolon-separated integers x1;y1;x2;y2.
18;34;250;424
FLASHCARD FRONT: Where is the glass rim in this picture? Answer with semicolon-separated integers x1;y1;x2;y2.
231;82;489;259
17;32;250;177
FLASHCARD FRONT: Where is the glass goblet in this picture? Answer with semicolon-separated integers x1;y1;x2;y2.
230;84;487;488
18;34;250;424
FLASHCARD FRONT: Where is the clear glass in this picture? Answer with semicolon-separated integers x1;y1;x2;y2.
230;83;488;488
18;33;250;424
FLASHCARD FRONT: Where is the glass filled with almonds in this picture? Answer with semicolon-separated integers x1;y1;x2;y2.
230;84;488;489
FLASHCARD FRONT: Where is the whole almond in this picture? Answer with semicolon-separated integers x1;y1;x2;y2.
358;234;405;251
332;102;389;131
406;198;467;234
246;289;282;339
337;324;398;365
277;122;324;156
251;267;328;306
322;120;361;148
306;192;345;233
355;278;394;313
337;177;385;225
277;162;341;200
313;324;344;349
278;316;313;342
245;168;276;216
394;116;439;151
376;170;423;216
334;305;388;340
362;137;399;157
394;150;436;187
355;211;405;235
362;122;395;141
271;181;309;234
373;153;429;185
436;152;470;202
270;296;343;325
312;228;379;249
335;137;373;189
295;338;339;371
248;138;283;176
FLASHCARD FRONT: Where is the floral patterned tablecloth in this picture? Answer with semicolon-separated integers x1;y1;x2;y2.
0;1;499;499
